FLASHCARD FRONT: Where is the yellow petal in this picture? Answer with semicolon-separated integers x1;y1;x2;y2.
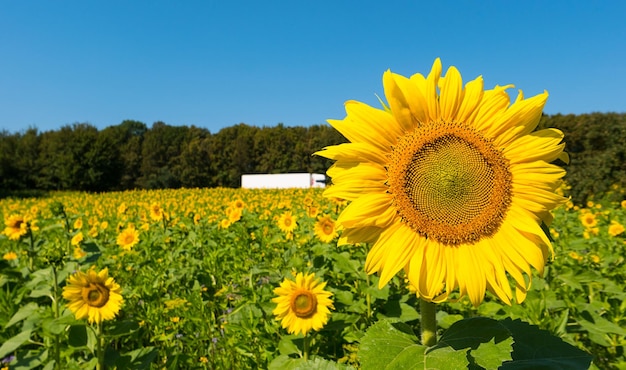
315;142;388;165
503;128;565;164
439;66;463;121
383;71;417;132
455;75;484;123
337;193;397;229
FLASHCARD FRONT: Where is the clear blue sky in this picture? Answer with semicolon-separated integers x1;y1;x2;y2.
1;1;624;134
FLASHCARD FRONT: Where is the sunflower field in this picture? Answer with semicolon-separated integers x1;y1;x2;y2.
0;187;624;369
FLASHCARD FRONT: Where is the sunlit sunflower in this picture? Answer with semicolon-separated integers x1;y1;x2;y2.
3;251;18;261
116;226;140;250
227;207;243;223
307;205;320;218
580;212;597;228
231;199;245;210
3;214;28;240
608;221;625;237
73;247;87;259
149;203;164;221
71;232;84;246
73;218;83;230
272;272;334;335
62;267;123;324
219;218;232;229
316;58;567;306
277;211;297;234
314;215;338;243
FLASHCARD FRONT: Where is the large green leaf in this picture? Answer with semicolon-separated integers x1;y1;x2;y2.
434;317;512;368
500;318;593;370
359;319;469;370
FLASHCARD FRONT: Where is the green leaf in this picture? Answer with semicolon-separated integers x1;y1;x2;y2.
0;329;32;358
577;309;626;346
359;319;468;370
379;300;419;322
68;325;88;347
435;317;511;351
5;302;39;328
499;318;593;370
115;346;158;370
277;335;302;356
106;320;140;337
359;319;418;370
436;311;464;330
472;337;514;369
269;355;352;370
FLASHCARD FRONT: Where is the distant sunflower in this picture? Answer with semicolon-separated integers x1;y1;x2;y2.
314;215;338;243
608;221;624;237
73;247;87;259
3;214;28;240
277;211;297;234
62;268;123;324
316;58;567;306
73;218;83;230
231;199;245;210
580;212;597;228
71;232;84;246
149;203;163;221
3;251;18;261
272;272;334;335
116;226;139;250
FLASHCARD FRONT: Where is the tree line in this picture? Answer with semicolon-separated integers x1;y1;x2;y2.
0;121;346;193
1;112;625;204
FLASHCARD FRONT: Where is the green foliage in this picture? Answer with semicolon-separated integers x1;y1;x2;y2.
2;188;625;368
358;317;592;370
538;112;626;204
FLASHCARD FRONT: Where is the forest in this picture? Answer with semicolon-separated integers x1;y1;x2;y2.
1;112;625;205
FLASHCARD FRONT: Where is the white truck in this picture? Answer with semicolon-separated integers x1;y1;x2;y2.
241;173;326;189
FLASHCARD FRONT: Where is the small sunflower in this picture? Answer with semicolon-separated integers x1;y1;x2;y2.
3;251;18;261
608;221;624;237
231;199;245;210
73;218;83;230
71;232;84;246
3;214;28;240
277;211;297;234
580;212;597;228
62;267;123;324
272;272;334;335
314;215;338;243
316;58;567;306
149;203;164;221
116;226;140;250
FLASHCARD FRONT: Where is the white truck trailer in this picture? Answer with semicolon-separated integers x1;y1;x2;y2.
241;173;326;189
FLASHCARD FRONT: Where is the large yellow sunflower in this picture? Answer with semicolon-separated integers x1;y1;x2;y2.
62;268;123;324
316;58;567;306
272;272;334;335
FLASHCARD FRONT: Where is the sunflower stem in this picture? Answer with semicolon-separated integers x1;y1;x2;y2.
96;323;105;370
365;274;372;320
420;299;437;346
303;333;310;361
52;265;61;370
